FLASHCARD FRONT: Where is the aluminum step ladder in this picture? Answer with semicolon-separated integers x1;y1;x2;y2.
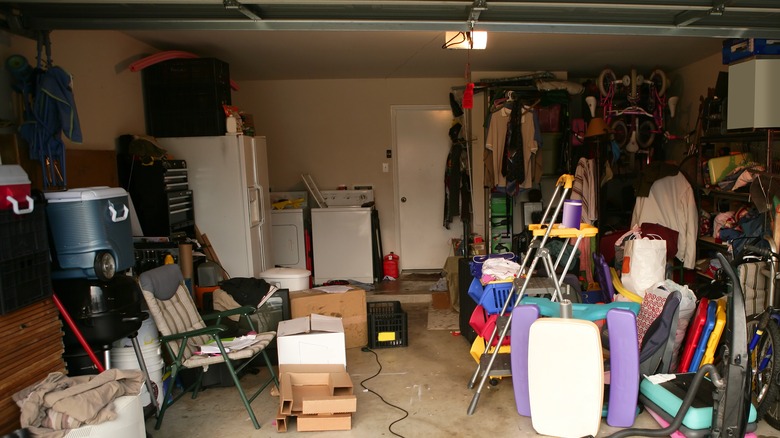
466;174;598;415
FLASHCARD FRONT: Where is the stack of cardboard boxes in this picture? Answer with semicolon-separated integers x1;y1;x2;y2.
275;287;368;432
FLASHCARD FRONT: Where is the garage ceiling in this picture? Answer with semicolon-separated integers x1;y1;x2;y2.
1;1;779;80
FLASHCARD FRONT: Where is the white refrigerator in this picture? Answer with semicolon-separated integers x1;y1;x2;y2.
159;135;272;278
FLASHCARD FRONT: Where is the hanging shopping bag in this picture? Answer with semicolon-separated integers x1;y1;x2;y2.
621;234;666;297
613;225;642;272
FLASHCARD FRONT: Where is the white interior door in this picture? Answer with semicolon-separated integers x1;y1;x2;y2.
393;105;464;271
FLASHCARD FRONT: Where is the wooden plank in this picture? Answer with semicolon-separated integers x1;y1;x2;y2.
0;298;66;435
0;300;57;330
0;345;64;389
0;134;21;166
195;225;230;279
2;320;63;351
0;359;65;435
1;359;66;393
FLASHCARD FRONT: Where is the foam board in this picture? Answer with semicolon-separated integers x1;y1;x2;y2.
277;314;347;366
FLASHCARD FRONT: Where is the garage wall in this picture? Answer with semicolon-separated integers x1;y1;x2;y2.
233;77;464;251
1;30;153;149
669;51;726;137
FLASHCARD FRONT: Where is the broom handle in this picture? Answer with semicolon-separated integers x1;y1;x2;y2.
52;293;105;373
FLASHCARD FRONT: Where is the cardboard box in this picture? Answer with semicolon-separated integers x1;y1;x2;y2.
277;364;356;432
277;314;347;366
297;413;352;432
290;287;368;349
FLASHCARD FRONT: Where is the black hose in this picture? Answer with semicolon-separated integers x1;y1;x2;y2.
604;364;723;438
744;243;776;260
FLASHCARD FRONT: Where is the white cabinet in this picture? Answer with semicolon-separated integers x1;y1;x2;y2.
728;58;780;130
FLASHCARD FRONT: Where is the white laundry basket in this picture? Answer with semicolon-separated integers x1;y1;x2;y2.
64;393;145;438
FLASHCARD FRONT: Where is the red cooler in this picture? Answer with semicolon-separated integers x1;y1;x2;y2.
0;165;32;213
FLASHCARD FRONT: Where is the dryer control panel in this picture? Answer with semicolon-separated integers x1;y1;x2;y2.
319;190;374;207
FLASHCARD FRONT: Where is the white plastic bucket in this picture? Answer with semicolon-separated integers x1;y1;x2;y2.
259;267;311;291
112;311;159;348
110;342;164;407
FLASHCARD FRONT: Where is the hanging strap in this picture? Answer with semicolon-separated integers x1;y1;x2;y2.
36;30;52;70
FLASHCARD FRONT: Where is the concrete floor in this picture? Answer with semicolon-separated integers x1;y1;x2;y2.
143;278;779;437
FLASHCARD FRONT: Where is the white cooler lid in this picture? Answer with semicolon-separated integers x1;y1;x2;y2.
0;164;30;185
259;267;311;279
45;186;128;203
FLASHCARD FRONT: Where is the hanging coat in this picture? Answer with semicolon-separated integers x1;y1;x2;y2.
444;123;472;229
18;64;82;189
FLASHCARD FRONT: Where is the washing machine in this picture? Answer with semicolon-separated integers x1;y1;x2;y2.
311;189;380;285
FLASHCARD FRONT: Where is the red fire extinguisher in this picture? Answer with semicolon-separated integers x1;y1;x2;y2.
383;252;400;279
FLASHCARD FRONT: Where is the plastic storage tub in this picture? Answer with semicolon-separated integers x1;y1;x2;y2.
64;394;145;438
259;267;311;291
45;187;134;280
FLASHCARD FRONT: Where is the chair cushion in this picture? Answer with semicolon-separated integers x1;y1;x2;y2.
639;291;681;374
139;264;184;300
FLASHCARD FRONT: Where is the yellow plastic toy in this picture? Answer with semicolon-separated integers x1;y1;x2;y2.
610;267;643;304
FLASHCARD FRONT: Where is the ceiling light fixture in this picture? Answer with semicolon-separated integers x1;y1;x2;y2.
443;31;488;50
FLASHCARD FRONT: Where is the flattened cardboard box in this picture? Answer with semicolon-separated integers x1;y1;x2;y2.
290;287;368;349
277;314;347;366
278;364;356;432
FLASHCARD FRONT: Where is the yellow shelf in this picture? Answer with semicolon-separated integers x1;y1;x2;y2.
529;223;598;238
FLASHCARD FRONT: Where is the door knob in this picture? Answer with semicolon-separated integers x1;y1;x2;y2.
401;197;407;203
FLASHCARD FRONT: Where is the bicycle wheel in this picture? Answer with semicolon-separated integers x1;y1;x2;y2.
610;118;628;150
747;314;780;422
598;68;616;97
649;69;668;97
637;119;657;149
766;399;780;430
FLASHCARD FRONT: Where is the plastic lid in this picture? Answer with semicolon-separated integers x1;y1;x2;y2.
45;186;128;202
259;267;311;279
0;165;30;185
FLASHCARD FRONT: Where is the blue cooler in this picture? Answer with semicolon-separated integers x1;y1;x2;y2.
45;187;134;280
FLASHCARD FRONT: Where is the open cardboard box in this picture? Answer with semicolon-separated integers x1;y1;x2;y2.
276;364;356;432
290;287;368;349
277;313;347;366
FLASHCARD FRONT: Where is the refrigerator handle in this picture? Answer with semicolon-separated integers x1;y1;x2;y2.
256;184;266;227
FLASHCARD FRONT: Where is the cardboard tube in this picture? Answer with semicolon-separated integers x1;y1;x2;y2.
178;243;193;279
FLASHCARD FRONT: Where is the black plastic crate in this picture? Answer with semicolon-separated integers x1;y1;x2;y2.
0;205;51;315
0;207;48;261
367;301;408;348
142;58;231;138
0;250;52;315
